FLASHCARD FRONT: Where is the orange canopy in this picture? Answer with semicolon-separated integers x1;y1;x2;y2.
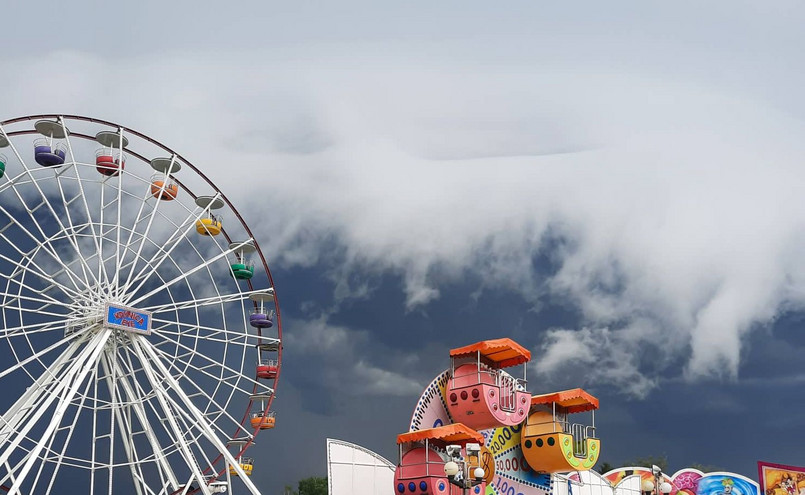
396;423;484;445
529;388;599;413
449;338;531;368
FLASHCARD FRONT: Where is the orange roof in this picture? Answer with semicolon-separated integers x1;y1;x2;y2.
396;423;484;445
530;388;599;413
449;338;531;368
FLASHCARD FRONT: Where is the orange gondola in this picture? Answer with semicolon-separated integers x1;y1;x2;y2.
520;388;600;473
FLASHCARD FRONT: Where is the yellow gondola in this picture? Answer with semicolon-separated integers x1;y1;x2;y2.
229;457;254;477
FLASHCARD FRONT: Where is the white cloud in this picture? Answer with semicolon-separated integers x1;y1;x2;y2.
4;27;805;395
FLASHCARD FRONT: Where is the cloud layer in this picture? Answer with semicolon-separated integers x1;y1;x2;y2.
3;1;805;401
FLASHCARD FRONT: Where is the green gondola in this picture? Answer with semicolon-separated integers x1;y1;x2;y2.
230;263;255;280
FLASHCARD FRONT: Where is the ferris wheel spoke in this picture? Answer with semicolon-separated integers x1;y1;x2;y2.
0;291;75;315
0;249;85;304
50;128;107;292
98;350;146;495
0;278;77;312
120;198;213;298
147;335;266;396
110;130;127;298
5;255;86;304
133;339;262;495
116;172;171;303
0;325;95;382
127;245;238;308
118;156;182;302
0;126;102;292
129;340;214;495
144;287;268;314
0;329;110;493
146;345;250;435
1;304;75;321
0;317;80;340
31;358;97;495
114;344;181;491
60;129;114;291
0;205;89;296
154;327;260;349
152;318;261;345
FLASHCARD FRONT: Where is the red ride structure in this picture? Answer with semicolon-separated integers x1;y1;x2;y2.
446;338;531;431
395;424;487;495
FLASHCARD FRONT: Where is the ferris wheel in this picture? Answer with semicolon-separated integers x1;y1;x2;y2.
0;115;282;495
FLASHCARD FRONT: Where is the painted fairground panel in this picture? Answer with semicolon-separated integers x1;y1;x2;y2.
696;473;759;495
758;462;805;495
604;467;680;495
603;468;759;495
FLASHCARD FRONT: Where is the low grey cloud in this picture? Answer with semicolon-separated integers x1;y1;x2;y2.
282;317;423;408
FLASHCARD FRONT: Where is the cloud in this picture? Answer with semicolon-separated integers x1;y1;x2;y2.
282;317;424;407
4;39;805;396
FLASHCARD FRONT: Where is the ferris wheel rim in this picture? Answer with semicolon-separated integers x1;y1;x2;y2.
0;114;282;493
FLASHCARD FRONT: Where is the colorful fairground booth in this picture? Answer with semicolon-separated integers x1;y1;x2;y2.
446;338;531;431
395;424;488;495
520;388;600;473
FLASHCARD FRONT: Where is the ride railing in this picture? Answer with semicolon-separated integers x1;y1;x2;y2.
451;368;528;390
252;410;276;419
571;423;594;457
259;358;278;367
497;373;517;412
395;458;445;479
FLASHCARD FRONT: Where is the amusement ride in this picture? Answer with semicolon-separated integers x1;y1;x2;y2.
395;338;600;495
0;115;281;495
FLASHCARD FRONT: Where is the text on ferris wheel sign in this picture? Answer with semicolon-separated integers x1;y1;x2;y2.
104;303;152;335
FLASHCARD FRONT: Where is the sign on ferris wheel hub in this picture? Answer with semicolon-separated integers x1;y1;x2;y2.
104;302;152;335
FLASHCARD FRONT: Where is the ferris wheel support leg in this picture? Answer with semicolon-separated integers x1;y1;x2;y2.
42;360;101;495
129;340;213;495
4;329;111;495
0;337;84;439
111;350;181;491
99;352;146;495
135;339;264;495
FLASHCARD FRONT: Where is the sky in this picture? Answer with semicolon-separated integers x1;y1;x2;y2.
3;0;805;493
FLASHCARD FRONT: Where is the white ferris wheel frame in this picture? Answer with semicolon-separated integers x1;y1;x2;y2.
0;114;282;495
